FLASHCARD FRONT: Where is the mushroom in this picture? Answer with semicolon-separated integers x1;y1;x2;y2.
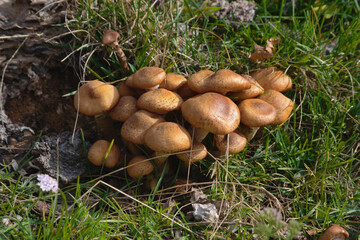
127;155;154;179
108;95;138;122
227;75;264;101
177;142;207;172
251;67;292;92
126;67;166;90
177;82;197;100
74;80;119;116
102;29;129;75
237;99;276;140
181;92;240;142
144;122;192;153
137;88;183;114
118;83;138;97
214;130;247;155
176;142;207;164
121;110;165;145
160;73;187;91
319;224;349;240
188;69;251;94
258;89;294;125
144;122;192;170
87;140;121;168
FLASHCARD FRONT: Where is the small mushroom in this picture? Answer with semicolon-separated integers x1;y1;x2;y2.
237;99;276;140
118;83;138;97
160;73;187;91
214;131;247;155
102;29;129;74
74;80;119;116
144;122;192;153
176;142;207;164
177;82;197;100
137;88;183;114
121;110;165;145
108;95;138;122
251;67;292;92
126;67;166;90
87;140;121;168
227;75;264;101
319;224;349;240
258;89;294;125
127;156;154;179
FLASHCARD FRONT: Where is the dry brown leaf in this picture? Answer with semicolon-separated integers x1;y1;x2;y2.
249;44;273;62
266;38;280;53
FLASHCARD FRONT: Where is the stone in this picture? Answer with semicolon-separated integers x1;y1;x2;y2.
32;131;90;183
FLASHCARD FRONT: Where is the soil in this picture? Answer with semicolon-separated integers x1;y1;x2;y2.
0;0;95;137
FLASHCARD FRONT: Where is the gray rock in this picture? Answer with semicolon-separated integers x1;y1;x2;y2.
33;131;90;183
210;0;257;28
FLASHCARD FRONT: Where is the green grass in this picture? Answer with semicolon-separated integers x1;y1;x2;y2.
1;0;359;239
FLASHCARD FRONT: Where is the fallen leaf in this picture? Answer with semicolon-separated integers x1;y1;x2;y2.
266;38;280;54
249;44;273;62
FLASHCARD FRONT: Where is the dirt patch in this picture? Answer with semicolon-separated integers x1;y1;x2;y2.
0;0;95;137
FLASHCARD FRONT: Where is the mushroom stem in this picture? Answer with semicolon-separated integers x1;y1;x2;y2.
102;30;129;75
153;152;169;171
238;124;260;141
188;126;208;143
113;44;130;75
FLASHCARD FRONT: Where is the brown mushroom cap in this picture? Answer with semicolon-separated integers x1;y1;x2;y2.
319;224;349;240
87;140;121;168
118;83;138;97
181;92;240;135
74;80;120;116
126;67;166;90
102;29;120;47
177;83;197;100
258;90;294;125
108;96;138;122
227;75;264;101
127;155;154;179
238;99;276;127
160;73;187;91
137;88;184;114
176;143;207;164
188;69;251;93
121;110;165;145
251;67;292;92
214;131;247;154
144;122;192;153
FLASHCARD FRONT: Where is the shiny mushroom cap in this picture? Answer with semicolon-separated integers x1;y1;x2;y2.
127;156;154;179
87;140;121;168
319;224;349;240
259;89;294;125
74;80;120;116
121;110;165;145
227;75;264;101
160;73;187;91
214;131;247;154
137;88;183;114
126;67;166;90
251;67;292;92
181;92;240;135
188;69;251;93
238;99;276;127
144;122;192;153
